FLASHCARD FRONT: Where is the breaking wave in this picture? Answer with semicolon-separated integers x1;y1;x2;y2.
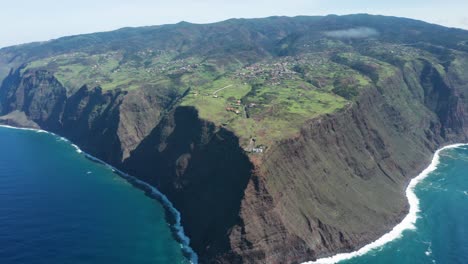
304;143;467;264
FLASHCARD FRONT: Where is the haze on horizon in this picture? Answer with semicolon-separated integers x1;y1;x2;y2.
1;0;467;48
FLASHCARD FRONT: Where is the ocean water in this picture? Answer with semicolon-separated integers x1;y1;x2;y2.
1;125;466;264
0;126;189;264
310;145;468;264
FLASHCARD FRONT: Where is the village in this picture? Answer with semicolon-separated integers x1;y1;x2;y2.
232;54;336;85
143;58;201;76
234;58;297;85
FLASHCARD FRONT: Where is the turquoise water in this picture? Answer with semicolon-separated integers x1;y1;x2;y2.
1;126;466;264
340;145;468;264
0;126;189;264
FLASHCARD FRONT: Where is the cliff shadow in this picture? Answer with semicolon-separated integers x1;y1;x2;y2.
123;106;254;261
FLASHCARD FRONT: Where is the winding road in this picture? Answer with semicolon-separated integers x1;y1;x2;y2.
213;84;233;95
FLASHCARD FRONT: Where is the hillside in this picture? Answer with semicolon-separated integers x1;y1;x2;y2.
1;14;468;263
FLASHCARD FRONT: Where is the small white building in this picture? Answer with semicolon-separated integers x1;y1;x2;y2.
252;148;264;153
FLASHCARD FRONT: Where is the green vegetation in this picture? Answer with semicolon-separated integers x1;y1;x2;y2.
25;50;204;93
181;69;349;146
333;52;398;83
24;48;373;147
20;43;435;148
5;14;467;150
180;78;250;123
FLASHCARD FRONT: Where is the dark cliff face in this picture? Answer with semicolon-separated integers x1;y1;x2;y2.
61;85;127;162
0;68;67;129
418;60;465;137
123;107;253;262
0;69;171;165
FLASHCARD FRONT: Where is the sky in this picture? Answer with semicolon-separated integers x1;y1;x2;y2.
1;0;468;48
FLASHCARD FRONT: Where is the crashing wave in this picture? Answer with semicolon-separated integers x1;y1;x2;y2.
304;143;467;264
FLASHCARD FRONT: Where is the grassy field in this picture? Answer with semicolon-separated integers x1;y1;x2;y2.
24;49;389;149
181;74;350;147
25;50;203;93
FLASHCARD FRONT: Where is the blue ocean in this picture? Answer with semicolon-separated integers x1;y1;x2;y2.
0;126;190;264
0;126;467;264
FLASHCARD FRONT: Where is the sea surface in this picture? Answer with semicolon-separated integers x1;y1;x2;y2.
337;145;468;264
0;126;189;264
1;126;467;264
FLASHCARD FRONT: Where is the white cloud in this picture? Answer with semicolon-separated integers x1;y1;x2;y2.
324;27;379;39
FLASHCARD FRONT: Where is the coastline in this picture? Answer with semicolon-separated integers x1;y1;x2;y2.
304;143;468;264
3;120;466;264
0;124;199;264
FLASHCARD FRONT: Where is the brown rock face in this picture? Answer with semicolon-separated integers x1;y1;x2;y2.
0;68;174;165
0;59;467;264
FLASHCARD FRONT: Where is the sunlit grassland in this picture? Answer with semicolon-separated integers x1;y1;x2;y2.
24;50;379;148
25;51;205;92
182;76;349;146
180;77;251;124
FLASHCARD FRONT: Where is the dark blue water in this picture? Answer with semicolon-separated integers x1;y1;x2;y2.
339;145;468;264
2;126;466;264
0;126;189;264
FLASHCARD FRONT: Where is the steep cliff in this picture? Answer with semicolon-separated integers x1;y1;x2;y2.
0;69;256;261
1;15;468;264
228;71;467;263
0;67;179;164
123;107;254;262
1;58;466;264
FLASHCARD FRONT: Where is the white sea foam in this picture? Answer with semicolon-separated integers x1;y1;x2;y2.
4;122;463;264
0;124;199;264
303;143;467;264
70;144;83;153
0;125;85;155
424;241;433;256
80;153;199;264
0;124;48;133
